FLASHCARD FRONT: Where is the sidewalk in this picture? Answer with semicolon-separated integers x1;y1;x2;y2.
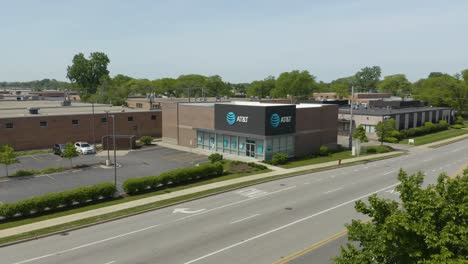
0;150;403;239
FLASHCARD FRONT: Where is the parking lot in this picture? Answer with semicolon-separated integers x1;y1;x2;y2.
0;146;207;202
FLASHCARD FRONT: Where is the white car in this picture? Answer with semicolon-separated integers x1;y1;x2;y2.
74;142;96;154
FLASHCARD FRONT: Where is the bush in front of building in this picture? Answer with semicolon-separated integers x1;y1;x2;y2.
319;146;331;156
139;136;154;145
364;145;394;154
454;115;464;125
392;120;449;142
383;137;399;143
270;153;288;165
208;153;223;163
451;124;464;129
0;182;116;220
247;162;268;170
122;162;224;195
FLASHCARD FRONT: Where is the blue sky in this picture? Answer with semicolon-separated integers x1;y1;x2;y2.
1;0;467;83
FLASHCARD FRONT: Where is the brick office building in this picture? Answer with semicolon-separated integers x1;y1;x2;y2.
0;101;161;150
162;101;337;160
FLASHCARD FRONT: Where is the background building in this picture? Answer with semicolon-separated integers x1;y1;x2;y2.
0;100;161;150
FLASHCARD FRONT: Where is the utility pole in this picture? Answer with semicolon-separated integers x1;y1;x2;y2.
348;86;354;150
111;114;117;188
91;102;96;148
105;110;111;166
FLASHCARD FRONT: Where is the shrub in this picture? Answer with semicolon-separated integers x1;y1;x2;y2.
365;145;394;154
247;162;268;170
122;162;224;195
0;182;116;220
271;153;288;165
451;124;464;129
40;167;65;174
383;137;399;143
139;136;154;145
455;115;464;125
208;153;223;163
319;146;331;156
389;130;402;140
10;170;36;177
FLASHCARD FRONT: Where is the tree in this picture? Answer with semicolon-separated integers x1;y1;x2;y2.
0;145;17;177
330;77;354;98
375;119;396;145
247;76;275;98
62;142;79;168
66;52;110;101
272;70;317;98
152;78;177;96
176;74;207;98
354;66;382;92
377;74;411;95
352;125;368;142
205;75;230;97
334;169;468;263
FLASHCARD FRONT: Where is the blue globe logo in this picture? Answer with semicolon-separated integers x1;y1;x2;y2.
226;112;236;125
270;113;280;128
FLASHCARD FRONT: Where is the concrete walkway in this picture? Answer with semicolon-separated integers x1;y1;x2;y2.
0;150;404;239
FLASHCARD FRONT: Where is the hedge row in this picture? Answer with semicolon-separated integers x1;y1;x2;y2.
122;162;224;195
0;183;116;220
400;121;449;139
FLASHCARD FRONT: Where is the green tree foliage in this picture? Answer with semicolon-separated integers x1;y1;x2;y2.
230;83;249;96
352;125;369;142
0;145;18;177
354;66;382;91
205;75;231;97
271;70;316;98
376;119;396;145
66;52;110;100
152;78;177;96
412;72;468;113
139;136;154;145
377;74;411;95
247;76;276;98
176;74;207;98
62;142;79;168
0;79;71;91
334;169;468;263
329;77;354;98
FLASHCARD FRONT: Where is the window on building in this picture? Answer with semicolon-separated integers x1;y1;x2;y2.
5;123;14;129
136;103;143;108
72;119;79;125
40;121;48;127
151;104;160;109
363;124;376;133
128;116;134;122
151;115;156;120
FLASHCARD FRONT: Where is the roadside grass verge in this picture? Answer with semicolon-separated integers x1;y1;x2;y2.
0;152;405;246
9;167;65;177
399;129;468;146
14;149;53;157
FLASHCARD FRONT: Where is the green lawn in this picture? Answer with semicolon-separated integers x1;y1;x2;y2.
15;149;52;156
399;129;468;146
281;150;358;169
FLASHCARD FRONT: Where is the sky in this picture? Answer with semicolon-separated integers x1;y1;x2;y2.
1;0;467;83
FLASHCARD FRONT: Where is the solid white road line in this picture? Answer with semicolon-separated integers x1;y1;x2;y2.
12;186;297;264
383;170;396;175
230;214;260;224
183;182;401;264
102;261;116;264
12;224;160;264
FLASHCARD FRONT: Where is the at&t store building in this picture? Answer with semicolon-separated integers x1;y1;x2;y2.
162;101;338;161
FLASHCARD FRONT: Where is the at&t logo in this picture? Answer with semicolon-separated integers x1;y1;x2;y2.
270;113;292;128
226;112;249;125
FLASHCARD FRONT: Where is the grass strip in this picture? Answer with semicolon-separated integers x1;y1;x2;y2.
14;149;53;157
399;129;468;146
0;153;405;246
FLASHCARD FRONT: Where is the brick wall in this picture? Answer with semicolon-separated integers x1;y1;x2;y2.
0;111;162;150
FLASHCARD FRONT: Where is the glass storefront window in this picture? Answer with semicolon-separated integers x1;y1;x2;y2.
223;136;229;148
231;140;237;149
258;144;263;154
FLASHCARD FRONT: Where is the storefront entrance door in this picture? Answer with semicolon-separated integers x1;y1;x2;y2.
246;140;256;158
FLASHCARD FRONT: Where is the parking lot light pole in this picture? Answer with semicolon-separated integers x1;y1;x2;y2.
105;111;111;166
111;114;117;188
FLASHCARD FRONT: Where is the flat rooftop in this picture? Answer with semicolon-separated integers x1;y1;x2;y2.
0;100;159;118
180;101;327;108
339;106;450;116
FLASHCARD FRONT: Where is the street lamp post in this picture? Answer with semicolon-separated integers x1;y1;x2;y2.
105;111;111;166
110;114;117;188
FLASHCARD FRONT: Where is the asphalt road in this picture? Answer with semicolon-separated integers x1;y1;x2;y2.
0;146;207;202
0;139;467;264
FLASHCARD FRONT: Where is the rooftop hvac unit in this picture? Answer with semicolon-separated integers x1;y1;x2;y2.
28;107;40;114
